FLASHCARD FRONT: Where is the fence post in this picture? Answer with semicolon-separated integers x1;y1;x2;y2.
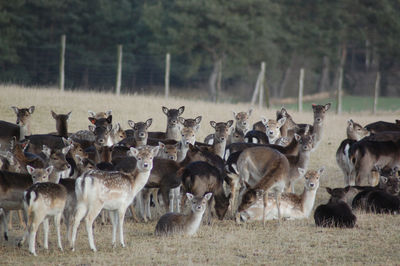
115;45;123;95
298;68;304;112
165;53;171;99
336;67;343;114
215;59;222;103
373;71;380;114
59;34;66;92
258;62;266;109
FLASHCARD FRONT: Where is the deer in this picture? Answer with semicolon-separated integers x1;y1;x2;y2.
314;187;357;228
336;119;371;186
88;110;112;120
238;167;323;222
17;166;67;256
297;103;331;150
148;106;185;141
180;161;231;223
0;166;53;241
209;120;234;159
0;106;35;151
365;120;400;134
70;145;159;252
50;111;72;138
178;116;202;132
122;119;152;147
157;142;179;161
261;117;286;144
155;192;212;236
236;146;290;226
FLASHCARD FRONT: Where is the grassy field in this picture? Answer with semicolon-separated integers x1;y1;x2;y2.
0;85;399;265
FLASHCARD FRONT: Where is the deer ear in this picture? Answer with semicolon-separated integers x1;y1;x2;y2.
28;106;35;114
88;125;95;133
26;165;35;175
146;118;153;129
210;121;216;128
195;116;202;124
51;110;57;119
158;142;165;149
281;107;287;116
105;110;112;117
66;111;72;120
113;123;120;132
324;103;331;111
162;106;169;115
227;120;234;128
186;193;194;201
129;147;139;157
128;120;135;129
75;154;84;164
248;108;253;116
204;192;213;201
318;166;325;175
88;117;97;125
298;168;306;177
62;145;71;155
42;145;51;157
11;106;19;115
244;181;251;189
261;117;268;125
347;119;354;128
278;117;286;127
294;133;301;141
232;111;237;118
344;186;351;193
178;117;185;125
178;106;185;116
45;165;54;175
380;176;388;184
106;115;112;124
326;187;333;194
88;110;96;117
152;145;160;156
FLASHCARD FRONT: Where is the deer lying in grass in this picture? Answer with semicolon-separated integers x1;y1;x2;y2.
155;193;212;236
236;146;290;226
70;145;159;252
314;187;357;228
336;119;370;186
180;161;230;223
238;167;323;222
0;106;35;151
148;106;185;141
18;169;67;256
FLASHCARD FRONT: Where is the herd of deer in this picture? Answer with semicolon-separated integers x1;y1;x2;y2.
0;103;399;256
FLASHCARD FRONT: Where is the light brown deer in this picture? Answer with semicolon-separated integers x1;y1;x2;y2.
336;119;370;186
238;167;323;222
236;146;290;226
155;193;212;236
88;110;112;120
261;117;286;144
229;109;253;144
70;145;159;252
148;106;185;141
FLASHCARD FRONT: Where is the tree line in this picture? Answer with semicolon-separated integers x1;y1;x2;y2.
1;0;399;99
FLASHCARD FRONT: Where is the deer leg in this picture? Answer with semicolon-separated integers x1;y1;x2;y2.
3;210;10;241
43;218;49;250
160;187;170;213
85;205;103;252
152;189;161;215
168;189;175;213
29;211;45;256
117;208;127;248
70;202;87;251
8;210;13;230
109;210;117;247
18;210;25;230
263;193;268;228
129;204;140;223
229;176;239;217
54;213;63;251
174;186;181;213
275;193;281;225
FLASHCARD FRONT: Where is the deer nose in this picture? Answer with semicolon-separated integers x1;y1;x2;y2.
143;163;149;168
220;137;225;141
196;205;202;210
98;138;105;144
309;183;315;188
171;120;177;125
243;122;247;126
268;131;274;135
169;156;175;160
139;132;145;138
316;118;322;123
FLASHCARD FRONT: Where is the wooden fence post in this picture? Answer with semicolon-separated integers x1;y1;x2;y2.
336;67;343;114
216;59;222;103
116;45;123;95
373;71;380;114
298;68;304;112
258;62;266;109
165;53;170;98
59;34;66;92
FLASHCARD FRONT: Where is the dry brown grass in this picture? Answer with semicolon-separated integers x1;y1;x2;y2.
1;85;400;265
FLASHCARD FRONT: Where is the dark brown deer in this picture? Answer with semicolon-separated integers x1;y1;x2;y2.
365;120;400;134
51;110;72;138
209;120;233;158
178;116;202;132
123;119;153;147
180;161;231;223
148;106;185;141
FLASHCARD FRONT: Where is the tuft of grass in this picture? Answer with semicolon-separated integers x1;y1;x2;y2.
1;85;400;265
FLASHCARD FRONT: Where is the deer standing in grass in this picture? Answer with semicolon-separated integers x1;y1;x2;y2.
238;167;323;222
148;106;185;141
70;145;159;252
19;171;67;256
155;193;212;236
209;120;233;159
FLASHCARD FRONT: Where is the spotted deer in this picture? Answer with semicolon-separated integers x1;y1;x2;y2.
18;166;67;256
155;193;212;236
70;145;159;252
0;106;35;151
148;106;185;141
0;166;53;241
238;167;323;222
236;146;290;226
336;119;370;186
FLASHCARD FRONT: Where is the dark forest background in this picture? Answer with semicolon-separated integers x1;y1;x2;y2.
1;0;400;100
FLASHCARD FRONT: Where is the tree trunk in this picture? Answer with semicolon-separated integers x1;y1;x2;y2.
82;67;89;89
318;55;330;92
209;60;219;102
331;44;347;91
278;54;295;98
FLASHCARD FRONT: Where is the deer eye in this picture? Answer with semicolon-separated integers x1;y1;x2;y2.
137;157;142;161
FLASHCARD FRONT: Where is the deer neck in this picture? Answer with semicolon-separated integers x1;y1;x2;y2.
130;168;151;196
312;121;324;143
166;124;181;141
135;137;147;147
212;138;226;159
300;188;318;217
185;210;205;235
298;150;311;170
177;142;189;163
56;121;68;138
19;123;31;140
267;135;280;145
